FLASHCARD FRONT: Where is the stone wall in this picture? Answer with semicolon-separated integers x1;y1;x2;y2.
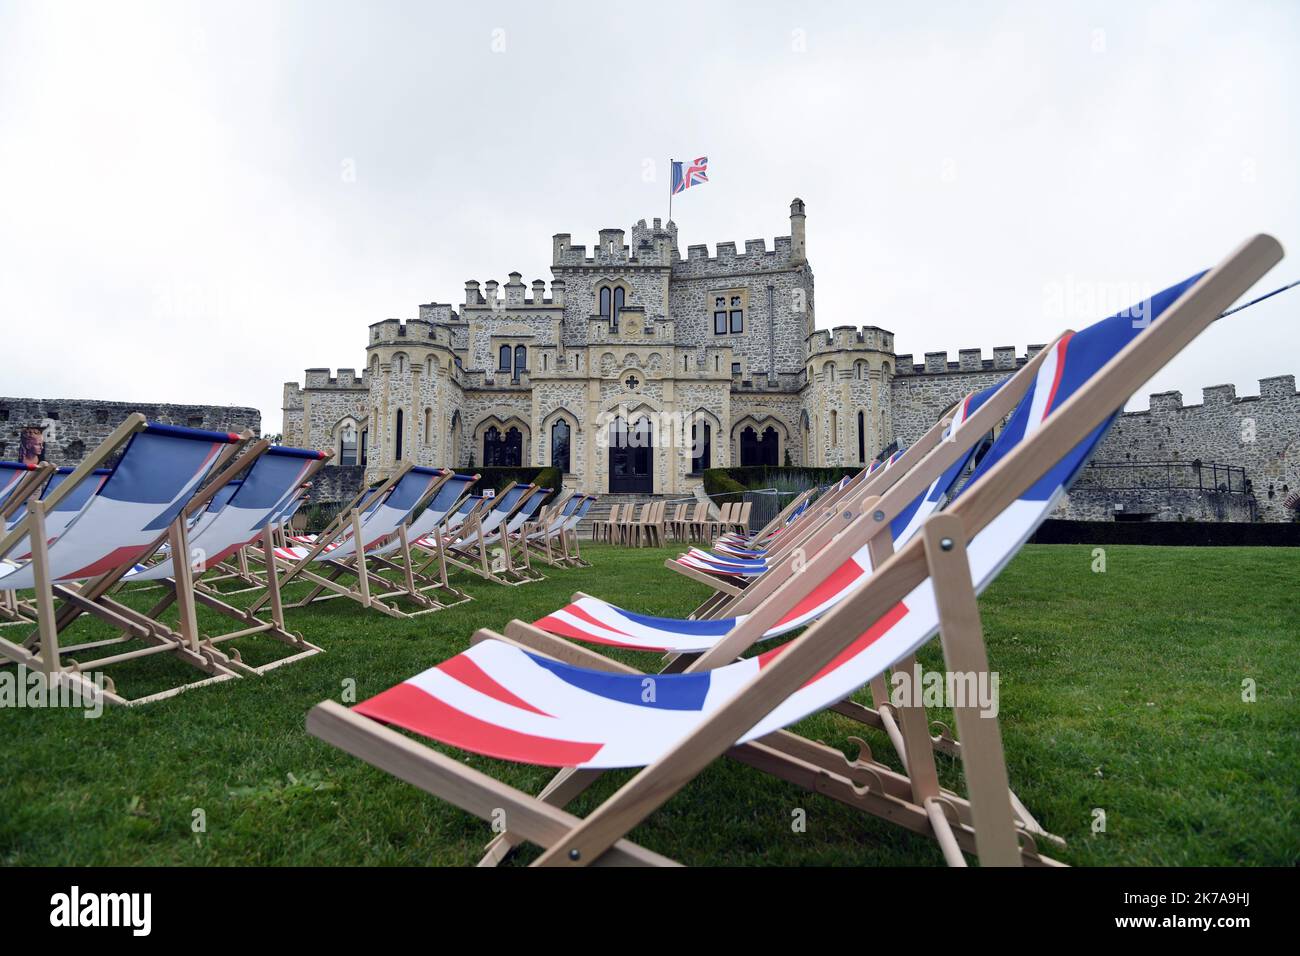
0;397;260;465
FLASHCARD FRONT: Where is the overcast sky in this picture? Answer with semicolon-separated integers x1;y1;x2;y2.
2;0;1297;436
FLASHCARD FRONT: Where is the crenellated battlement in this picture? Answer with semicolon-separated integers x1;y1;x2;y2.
806;325;896;358
1129;375;1299;414
893;344;1045;376
302;368;368;389
671;235;797;277
367;318;457;349
462;276;567;308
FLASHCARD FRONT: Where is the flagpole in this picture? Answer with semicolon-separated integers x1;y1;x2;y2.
668;157;674;224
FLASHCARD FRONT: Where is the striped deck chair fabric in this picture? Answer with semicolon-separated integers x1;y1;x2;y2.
0;424;240;591
346;270;1210;769
126;445;326;583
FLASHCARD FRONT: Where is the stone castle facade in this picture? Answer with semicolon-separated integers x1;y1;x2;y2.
283;199;1300;522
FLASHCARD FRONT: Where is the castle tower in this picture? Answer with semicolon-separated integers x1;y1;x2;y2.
364;318;459;480
803;325;896;467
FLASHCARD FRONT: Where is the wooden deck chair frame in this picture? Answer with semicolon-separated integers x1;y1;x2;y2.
404;491;492;587
0;462;57;624
259;466;463;618
440;483;540;586
307;235;1281;866
96;445;337;674
494;488;550;584
522;493;577;567
0;416;259;705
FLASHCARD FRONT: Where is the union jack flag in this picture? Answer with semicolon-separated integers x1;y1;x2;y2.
671;156;708;194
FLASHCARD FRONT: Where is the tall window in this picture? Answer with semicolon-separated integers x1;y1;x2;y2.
424;408;433;446
394;409;404;461
740;425;779;467
551;419;571;473
857;410;866;464
360;428;368;467
339;423;357;467
498;345;511;373
829;410;838;448
483;425;522;467
599;286;625;331
691;420;711;473
713;293;744;334
513;345;527;381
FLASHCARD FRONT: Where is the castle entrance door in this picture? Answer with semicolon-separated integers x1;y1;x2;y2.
609;416;653;494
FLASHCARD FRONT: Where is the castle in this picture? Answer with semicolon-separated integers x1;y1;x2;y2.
283;200;1300;522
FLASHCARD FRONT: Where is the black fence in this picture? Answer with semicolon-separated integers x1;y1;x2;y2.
1031;519;1300;547
1074;460;1250;494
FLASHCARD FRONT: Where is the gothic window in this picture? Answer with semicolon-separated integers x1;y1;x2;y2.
514;345;527;381
714;296;727;335
691;420;711;473
498;345;512;372
483;425;522;467
339;423;358;467
551;419;571;473
598;285;625;331
730;295;744;333
740;425;779;467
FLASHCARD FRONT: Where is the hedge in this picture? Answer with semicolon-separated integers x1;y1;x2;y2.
470;466;563;505
702;466;861;500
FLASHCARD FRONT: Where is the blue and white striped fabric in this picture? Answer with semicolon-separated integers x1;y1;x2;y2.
354;272;1204;768
127;445;324;582
0;424;240;591
273;467;447;563
0;462;38;511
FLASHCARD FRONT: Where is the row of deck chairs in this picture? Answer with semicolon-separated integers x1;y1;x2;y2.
304;235;1284;866
0;419;597;705
591;500;754;547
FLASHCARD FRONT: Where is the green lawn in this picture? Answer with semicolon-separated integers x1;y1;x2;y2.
1;544;1296;866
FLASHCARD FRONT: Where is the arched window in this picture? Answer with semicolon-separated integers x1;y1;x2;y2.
857;410;866;463
424;408;432;446
739;425;779;467
394;353;406;374
498;345;511;373
338;422;358;467
551;419;571;473
691;420;711;473
829;410;838;448
514;345;527;381
484;425;522;467
394;409;404;461
598;285;624;331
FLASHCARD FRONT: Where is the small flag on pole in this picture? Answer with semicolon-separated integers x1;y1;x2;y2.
671;156;709;194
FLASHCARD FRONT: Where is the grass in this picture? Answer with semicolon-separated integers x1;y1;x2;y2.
1;543;1296;866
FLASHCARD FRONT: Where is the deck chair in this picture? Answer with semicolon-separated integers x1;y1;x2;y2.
713;487;814;556
0;416;261;705
255;466;459;618
0;462;53;520
375;472;481;608
559;495;596;567
523;494;582;567
490;488;552;584
308;235;1282;866
665;503;687;543
440;484;540;585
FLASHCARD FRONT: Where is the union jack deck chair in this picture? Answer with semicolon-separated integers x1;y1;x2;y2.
307;235;1283;866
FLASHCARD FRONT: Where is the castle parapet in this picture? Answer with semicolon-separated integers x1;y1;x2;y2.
805;325;896;357
1149;390;1183;411
1259;374;1297;398
303;368;369;389
368;318;452;348
1202;384;1237;405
